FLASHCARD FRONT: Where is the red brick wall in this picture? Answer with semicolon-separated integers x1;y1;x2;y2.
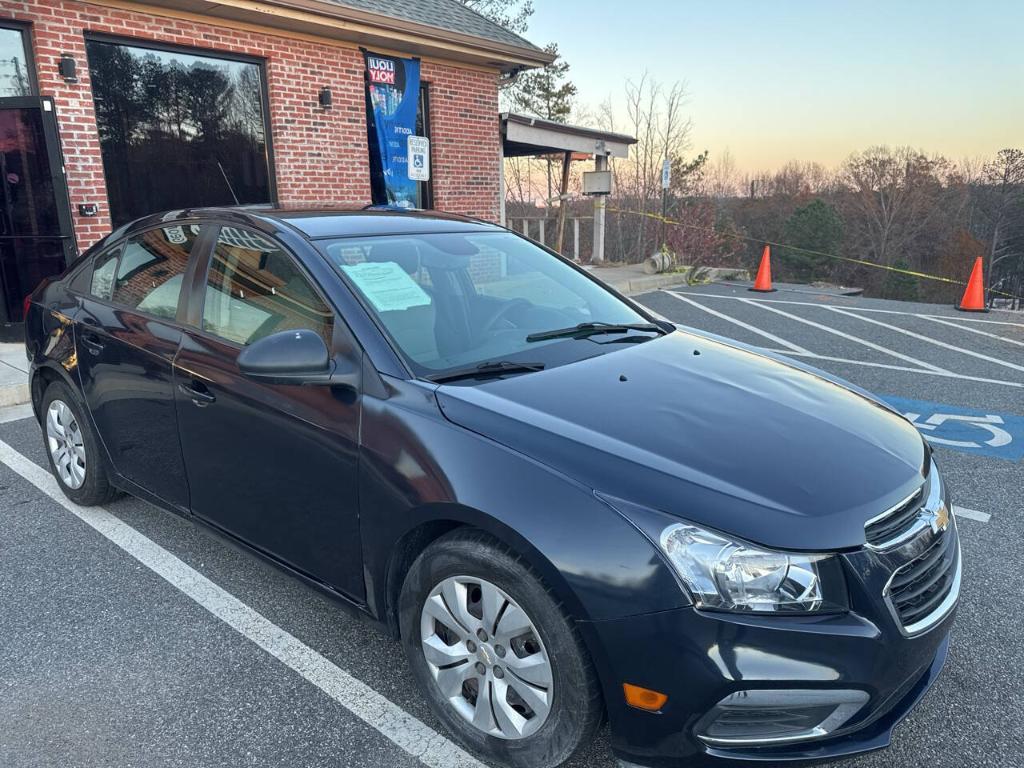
422;60;499;222
3;0;501;251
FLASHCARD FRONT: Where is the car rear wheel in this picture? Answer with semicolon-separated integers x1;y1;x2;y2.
41;381;117;506
399;530;602;768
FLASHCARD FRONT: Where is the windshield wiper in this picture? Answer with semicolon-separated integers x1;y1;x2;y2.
525;321;665;343
428;360;546;384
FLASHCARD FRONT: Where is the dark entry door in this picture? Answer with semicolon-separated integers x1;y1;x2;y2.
0;97;75;334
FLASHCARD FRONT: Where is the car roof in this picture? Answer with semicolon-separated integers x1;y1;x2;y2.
110;205;504;242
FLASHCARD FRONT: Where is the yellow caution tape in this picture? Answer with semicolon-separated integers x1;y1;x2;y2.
609;207;1022;301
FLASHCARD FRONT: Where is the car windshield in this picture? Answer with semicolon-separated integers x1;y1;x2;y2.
317;231;651;378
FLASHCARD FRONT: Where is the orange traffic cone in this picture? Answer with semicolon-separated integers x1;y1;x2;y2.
749;245;776;292
956;257;988;312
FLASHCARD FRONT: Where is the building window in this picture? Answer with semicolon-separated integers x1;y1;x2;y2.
415;84;433;209
367;83;432;208
85;38;274;226
0;24;34;97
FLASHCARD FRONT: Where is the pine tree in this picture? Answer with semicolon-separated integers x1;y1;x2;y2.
781;198;843;281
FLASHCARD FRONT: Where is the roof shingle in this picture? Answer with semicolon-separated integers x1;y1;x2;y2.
321;0;541;52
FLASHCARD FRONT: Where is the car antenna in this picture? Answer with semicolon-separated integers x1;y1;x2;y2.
217;160;241;205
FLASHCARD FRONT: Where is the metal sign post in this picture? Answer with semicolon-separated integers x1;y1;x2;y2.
660;157;671;249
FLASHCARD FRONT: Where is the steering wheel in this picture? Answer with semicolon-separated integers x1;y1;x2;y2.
478;298;531;335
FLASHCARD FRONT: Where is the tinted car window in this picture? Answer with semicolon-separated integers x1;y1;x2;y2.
202;227;333;346
88;247;121;300
111;225;199;318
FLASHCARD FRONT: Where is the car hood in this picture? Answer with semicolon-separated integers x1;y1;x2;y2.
434;330;927;551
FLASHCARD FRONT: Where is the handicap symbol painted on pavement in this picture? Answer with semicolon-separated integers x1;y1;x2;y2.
881;395;1024;461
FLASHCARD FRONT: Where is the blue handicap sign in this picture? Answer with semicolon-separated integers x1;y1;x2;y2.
881;395;1024;461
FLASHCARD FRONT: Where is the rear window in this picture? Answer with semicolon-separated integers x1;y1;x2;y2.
87;247;120;300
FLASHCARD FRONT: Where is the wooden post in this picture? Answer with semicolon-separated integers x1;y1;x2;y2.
538;218;546;245
554;151;572;255
573;218;580;261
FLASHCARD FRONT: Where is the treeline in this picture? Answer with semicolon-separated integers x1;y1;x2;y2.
603;146;1024;307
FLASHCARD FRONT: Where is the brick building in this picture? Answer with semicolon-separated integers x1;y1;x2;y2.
0;0;551;334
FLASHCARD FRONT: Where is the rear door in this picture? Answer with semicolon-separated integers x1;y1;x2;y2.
173;224;364;599
75;223;208;511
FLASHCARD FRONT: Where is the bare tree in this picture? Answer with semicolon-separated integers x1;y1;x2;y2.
704;149;739;199
458;0;533;34
837;146;949;267
979;149;1024;303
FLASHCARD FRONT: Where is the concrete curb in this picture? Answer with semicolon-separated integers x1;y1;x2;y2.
0;343;30;408
585;266;749;297
0;382;30;408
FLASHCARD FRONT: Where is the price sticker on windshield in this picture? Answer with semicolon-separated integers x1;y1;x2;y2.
342;261;431;312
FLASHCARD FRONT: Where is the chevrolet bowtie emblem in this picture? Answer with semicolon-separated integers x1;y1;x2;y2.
925;503;951;534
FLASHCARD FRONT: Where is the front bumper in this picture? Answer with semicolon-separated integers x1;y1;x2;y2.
578;559;957;767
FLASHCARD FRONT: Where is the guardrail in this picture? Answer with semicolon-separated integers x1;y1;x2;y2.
507;217;592;261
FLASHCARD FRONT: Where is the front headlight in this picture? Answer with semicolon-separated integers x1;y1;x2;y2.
659;523;848;613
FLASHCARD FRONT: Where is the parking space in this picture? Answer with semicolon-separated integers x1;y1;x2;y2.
1;282;1022;768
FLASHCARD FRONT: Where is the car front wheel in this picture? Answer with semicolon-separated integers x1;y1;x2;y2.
400;530;602;768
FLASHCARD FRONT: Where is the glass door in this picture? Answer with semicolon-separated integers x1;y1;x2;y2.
0;96;76;329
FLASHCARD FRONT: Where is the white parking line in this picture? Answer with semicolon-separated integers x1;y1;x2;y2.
683;291;1024;327
748;350;1024;388
736;298;951;373
827;306;1024;374
665;291;810;353
0;439;486;768
953;506;991;523
922;316;1024;348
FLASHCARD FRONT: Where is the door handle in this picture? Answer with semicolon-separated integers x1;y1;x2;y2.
80;331;105;355
178;382;216;407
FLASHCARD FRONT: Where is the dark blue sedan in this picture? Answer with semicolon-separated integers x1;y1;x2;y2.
24;207;960;768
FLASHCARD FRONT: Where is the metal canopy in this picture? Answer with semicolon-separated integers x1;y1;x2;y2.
500;113;635;159
498;113;636;263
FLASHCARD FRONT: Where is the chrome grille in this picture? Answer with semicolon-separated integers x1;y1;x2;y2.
864;488;924;549
885;530;960;635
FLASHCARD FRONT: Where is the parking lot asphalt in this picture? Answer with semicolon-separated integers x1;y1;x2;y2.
1;283;1022;768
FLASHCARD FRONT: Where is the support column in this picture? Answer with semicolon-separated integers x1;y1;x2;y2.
498;139;507;226
592;153;608;264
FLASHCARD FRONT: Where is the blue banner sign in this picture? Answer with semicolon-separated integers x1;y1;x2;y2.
364;50;420;208
882;394;1024;461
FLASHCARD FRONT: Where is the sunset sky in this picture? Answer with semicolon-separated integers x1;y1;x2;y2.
527;0;1023;172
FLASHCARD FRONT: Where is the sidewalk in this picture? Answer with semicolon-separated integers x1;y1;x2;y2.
584;263;747;296
0;343;29;408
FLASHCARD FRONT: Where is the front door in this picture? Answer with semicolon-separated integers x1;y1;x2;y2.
174;225;364;599
0;97;76;338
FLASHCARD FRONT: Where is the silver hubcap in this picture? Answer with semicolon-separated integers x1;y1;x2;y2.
420;576;553;739
46;399;86;490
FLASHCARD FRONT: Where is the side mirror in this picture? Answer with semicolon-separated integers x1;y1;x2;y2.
237;329;358;389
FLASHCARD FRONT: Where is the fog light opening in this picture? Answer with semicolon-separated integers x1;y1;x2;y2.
696;689;869;746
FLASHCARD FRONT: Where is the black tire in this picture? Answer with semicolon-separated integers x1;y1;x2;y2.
41;381;117;506
399;529;602;768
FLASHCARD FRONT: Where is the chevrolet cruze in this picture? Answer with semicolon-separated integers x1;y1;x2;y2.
24;207;960;768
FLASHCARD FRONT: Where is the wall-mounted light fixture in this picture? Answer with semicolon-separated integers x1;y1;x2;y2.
318;87;332;109
58;54;77;83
